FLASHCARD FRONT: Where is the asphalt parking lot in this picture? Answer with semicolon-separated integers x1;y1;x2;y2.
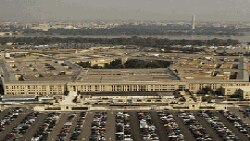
0;108;32;141
214;111;249;141
172;111;196;141
128;111;141;141
193;112;223;141
47;113;69;141
78;111;93;141
0;108;11;119
150;111;169;141
1;108;250;141
106;111;115;141
22;113;48;141
228;107;250;124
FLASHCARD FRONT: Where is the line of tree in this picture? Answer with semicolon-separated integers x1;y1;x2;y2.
76;59;172;69
0;36;240;47
22;24;243;36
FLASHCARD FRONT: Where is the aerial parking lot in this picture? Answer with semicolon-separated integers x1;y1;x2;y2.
0;108;250;141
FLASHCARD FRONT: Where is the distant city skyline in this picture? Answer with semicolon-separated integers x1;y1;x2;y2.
0;0;250;22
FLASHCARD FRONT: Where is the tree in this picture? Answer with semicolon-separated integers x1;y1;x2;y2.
76;62;91;68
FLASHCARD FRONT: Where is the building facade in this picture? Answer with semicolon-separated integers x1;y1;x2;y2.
4;82;65;96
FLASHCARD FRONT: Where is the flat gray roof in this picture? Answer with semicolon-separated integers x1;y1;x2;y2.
75;68;179;83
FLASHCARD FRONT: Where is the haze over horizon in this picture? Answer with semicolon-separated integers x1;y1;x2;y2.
0;0;250;22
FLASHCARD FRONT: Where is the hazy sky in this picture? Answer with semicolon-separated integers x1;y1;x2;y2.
1;0;250;22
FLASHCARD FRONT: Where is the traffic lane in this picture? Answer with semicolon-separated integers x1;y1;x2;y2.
150;111;169;141
171;111;196;141
129;111;141;141
47;112;69;141
106;111;115;141
0;109;30;141
193;112;223;141
22;112;48;141
213;111;249;141
78;111;93;141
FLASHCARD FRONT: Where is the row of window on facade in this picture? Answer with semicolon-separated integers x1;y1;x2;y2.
70;84;182;92
5;85;63;89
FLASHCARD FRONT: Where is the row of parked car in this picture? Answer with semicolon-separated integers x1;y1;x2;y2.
89;112;107;141
178;111;213;141
0;107;24;132
4;111;39;141
137;112;159;141
199;110;238;141
31;112;61;141
242;108;250;118
115;112;133;141
223;111;250;139
157;111;185;141
70;112;86;141
56;113;77;141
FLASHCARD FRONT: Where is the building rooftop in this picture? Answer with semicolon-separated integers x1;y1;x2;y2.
173;57;249;81
3;55;78;83
75;68;180;83
0;50;249;85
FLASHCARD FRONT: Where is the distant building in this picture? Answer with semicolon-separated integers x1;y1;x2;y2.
0;32;13;36
239;87;250;100
4;53;11;59
192;15;196;30
1;53;250;99
222;86;250;100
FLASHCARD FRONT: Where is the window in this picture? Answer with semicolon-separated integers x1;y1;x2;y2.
95;85;99;91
